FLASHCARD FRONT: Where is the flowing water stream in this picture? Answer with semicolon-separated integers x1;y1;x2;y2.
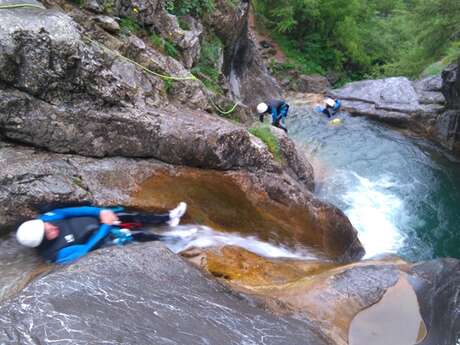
289;103;460;261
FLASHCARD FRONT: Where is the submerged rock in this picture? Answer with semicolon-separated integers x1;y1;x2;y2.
0;243;331;345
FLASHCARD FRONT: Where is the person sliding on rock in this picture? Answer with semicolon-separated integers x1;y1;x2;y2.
257;100;289;133
16;203;187;264
322;97;341;118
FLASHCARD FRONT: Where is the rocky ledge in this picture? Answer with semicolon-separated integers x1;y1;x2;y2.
330;68;460;156
185;245;460;345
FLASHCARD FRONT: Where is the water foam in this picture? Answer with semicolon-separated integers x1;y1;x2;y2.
157;226;320;260
342;172;407;258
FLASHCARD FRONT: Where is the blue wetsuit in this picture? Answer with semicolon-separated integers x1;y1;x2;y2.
259;99;289;132
322;99;341;118
37;206;169;264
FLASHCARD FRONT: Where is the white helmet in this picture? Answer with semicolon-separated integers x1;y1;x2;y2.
257;102;268;114
325;98;335;108
16;219;45;247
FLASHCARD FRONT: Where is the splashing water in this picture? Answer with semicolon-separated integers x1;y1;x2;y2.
155;225;321;260
342;173;407;258
289;104;460;261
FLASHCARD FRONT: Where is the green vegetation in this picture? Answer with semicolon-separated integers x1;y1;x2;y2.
163;79;175;94
102;0;113;14
149;33;164;50
164;39;179;58
149;33;181;59
191;33;224;93
249;125;281;161
225;0;240;8
71;0;83;6
177;17;191;31
120;17;141;34
165;0;215;16
253;0;460;82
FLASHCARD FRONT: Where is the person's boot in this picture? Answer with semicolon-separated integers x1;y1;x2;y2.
167;202;187;227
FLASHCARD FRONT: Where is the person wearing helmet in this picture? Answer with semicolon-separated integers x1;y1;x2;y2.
257;99;289;133
16;203;187;264
322;97;341;117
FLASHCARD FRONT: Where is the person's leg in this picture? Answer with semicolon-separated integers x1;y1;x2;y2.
131;231;163;242
271;109;280;127
278;105;288;132
117;202;187;228
279;116;288;133
117;212;170;226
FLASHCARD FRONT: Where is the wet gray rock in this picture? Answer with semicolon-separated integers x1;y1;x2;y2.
413;75;446;105
204;0;282;106
0;243;330;345
331;77;422;118
86;0;203;69
432;110;460;154
93;15;120;33
442;61;460;109
330;76;460;153
433;62;460;155
409;259;460;345
331;77;446;125
82;0;104;13
0;4;276;169
228;35;282;108
0;3;152;106
272;127;315;192
295;74;330;94
0;86;276;170
0;142;161;231
156;14;203;69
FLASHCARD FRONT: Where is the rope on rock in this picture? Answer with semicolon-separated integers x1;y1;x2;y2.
0;3;44;9
0;2;240;115
85;37;198;82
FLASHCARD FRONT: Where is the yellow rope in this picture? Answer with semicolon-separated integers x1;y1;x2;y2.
207;98;239;115
0;3;239;115
86;37;198;81
0;3;44;9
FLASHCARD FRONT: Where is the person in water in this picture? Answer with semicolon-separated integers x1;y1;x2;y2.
322;97;341;118
16;203;187;264
257;100;289;133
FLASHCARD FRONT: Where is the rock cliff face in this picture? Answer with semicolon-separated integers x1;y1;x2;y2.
203;0;282;106
438;61;460;154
